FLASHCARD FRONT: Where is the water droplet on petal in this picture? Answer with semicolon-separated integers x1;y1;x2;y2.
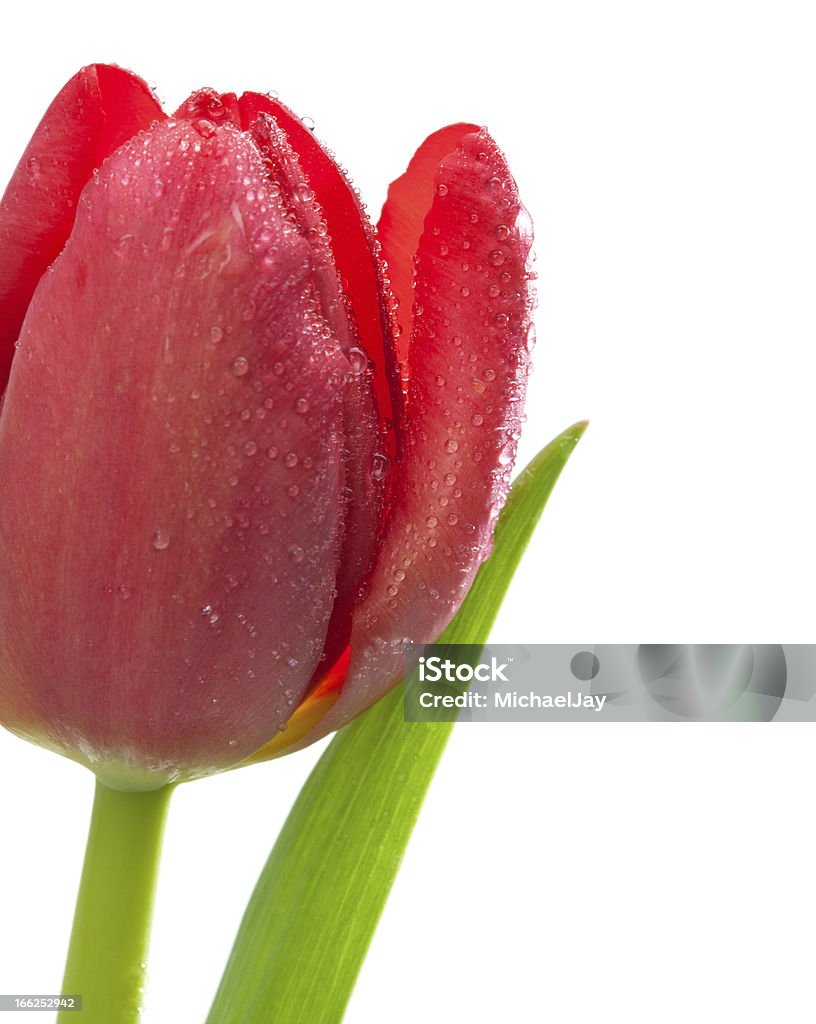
114;234;135;258
194;119;216;138
289;545;305;564
202;604;220;625
230;356;250;377
371;453;390;481
152;529;170;550
348;347;367;377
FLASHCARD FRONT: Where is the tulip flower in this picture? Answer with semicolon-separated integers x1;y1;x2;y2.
0;64;534;792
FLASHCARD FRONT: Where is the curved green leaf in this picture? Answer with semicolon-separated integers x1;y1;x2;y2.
206;420;587;1024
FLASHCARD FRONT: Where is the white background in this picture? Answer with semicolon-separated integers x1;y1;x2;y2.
1;2;815;1022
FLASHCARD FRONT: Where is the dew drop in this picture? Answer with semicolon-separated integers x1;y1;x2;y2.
267;446;279;459
202;604;220;625
348;347;367;377
471;413;484;426
209;325;224;344
152;529;170;550
495;224;510;241
287;484;300;498
371;453;390;481
436;183;449;197
483;368;496;382
444;439;459;453
426;515;439;528
194;118;216;138
489;249;506;267
229;356;250;377
386;584;398;597
114;234;135;258
244;441;258;456
289;545;305;564
295;397;309;414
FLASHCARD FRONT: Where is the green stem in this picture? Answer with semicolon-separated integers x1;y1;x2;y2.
59;779;174;1024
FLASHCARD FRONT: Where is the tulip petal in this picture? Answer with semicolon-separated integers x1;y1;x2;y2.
241;111;387;673
0;118;353;788
0;65;164;392
376;123;479;373
239;92;402;455
284;127;535;749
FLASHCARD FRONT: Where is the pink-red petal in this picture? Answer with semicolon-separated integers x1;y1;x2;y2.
0;65;165;392
239;92;402;457
0;118;352;787
282;126;535;750
240;110;386;674
377;123;479;375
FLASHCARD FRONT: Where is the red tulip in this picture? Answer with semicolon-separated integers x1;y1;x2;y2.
0;65;534;790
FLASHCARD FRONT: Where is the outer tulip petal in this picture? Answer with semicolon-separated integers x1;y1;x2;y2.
243;111;387;673
0;65;164;391
0;119;352;789
280;127;535;751
239;92;403;456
